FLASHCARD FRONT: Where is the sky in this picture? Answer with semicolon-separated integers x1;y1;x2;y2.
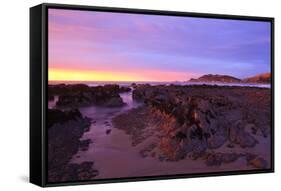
48;8;271;82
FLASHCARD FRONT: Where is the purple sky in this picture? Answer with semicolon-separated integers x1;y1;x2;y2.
49;8;271;81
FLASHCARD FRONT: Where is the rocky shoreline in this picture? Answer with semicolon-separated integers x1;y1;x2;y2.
48;84;131;108
48;109;99;182
47;84;136;182
47;83;271;181
113;85;271;169
47;84;135;182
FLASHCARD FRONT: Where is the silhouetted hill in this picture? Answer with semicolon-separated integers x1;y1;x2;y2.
243;73;271;84
189;74;241;83
189;73;271;84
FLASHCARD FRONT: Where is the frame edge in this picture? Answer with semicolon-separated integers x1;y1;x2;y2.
30;4;45;187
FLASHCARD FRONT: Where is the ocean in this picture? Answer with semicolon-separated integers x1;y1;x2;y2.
48;80;271;88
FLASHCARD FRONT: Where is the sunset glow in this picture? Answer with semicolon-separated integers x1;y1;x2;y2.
49;68;194;82
48;9;271;82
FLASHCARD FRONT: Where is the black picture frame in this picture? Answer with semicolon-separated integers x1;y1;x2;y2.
30;3;275;187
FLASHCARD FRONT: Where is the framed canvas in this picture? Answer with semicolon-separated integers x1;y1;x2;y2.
30;3;274;187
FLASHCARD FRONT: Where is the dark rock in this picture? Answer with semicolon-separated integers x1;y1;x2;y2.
227;143;235;148
206;152;240;166
50;162;99;182
251;127;257;134
207;134;227;149
79;139;92;151
239;133;257;148
245;153;258;161
47;108;98;182
119;86;131;92
114;85;270;163
140;143;157;158
206;153;223;166
229;120;257;148
50;84;127;108
221;153;240;163
48;109;83;129
106;129;111;134
103;96;126;107
48;94;54;101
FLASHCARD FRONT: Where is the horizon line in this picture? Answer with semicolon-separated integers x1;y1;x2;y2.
48;79;185;83
48;71;271;83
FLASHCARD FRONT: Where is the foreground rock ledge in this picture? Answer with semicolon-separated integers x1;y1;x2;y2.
113;85;271;169
48;109;99;182
49;84;130;108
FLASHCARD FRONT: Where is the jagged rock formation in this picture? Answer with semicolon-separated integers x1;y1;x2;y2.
113;85;271;169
